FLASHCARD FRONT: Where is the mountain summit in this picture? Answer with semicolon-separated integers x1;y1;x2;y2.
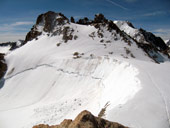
25;11;69;42
24;11;169;63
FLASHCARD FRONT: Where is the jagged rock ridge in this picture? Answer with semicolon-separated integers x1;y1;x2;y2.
24;12;121;43
139;28;168;51
114;20;169;62
33;110;128;128
114;21;168;51
25;11;69;42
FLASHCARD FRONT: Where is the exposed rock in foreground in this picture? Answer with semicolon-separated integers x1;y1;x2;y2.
33;110;128;128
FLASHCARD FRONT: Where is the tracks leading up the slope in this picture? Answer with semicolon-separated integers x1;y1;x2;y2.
1;63;104;112
146;72;170;128
135;63;170;128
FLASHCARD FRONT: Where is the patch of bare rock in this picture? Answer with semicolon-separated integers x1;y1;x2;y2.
33;110;128;128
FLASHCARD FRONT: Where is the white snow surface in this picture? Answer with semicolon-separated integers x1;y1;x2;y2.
0;46;11;54
0;23;170;128
0;40;22;54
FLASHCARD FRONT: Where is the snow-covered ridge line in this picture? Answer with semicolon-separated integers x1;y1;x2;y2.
114;20;168;51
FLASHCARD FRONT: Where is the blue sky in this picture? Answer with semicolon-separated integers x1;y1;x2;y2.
0;0;170;42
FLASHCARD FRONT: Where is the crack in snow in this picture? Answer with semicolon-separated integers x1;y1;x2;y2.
5;64;55;80
5;63;102;81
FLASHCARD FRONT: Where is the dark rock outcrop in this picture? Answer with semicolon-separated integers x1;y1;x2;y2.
0;53;7;80
70;17;75;23
76;17;91;25
33;110;128;128
25;30;42;43
93;14;108;24
126;21;135;29
139;28;168;51
25;11;69;42
76;13;108;25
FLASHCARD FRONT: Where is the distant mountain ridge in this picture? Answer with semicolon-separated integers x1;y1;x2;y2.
23;11;169;63
114;21;167;51
0;11;169;63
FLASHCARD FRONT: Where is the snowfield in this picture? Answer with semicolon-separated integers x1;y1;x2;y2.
0;21;170;128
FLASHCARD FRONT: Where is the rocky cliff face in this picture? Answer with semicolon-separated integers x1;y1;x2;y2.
33;110;128;128
0;53;7;84
139;28;168;51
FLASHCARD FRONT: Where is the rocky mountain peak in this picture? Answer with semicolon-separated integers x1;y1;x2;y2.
24;12;122;43
25;11;69;42
36;11;69;32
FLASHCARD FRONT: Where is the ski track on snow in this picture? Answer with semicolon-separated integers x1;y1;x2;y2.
135;64;170;128
146;72;170;128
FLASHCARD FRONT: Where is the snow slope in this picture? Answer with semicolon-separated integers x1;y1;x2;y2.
0;15;170;128
0;46;11;54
